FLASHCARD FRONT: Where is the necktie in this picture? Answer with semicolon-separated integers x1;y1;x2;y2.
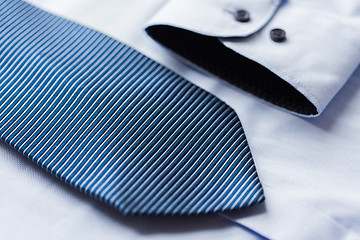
0;0;264;215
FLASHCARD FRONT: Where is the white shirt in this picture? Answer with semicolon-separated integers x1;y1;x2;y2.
1;0;360;239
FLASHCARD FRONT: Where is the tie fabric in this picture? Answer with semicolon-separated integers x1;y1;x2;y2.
0;0;264;215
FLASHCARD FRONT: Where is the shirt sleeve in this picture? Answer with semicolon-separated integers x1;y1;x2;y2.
145;0;360;117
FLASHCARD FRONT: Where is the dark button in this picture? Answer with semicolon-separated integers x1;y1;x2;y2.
234;9;250;22
270;28;286;42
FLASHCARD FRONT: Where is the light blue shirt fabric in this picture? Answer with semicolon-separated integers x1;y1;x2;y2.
1;0;360;239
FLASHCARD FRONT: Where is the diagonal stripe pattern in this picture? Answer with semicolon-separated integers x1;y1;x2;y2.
0;0;264;215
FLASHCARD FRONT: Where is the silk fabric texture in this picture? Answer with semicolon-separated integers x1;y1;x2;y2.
0;0;263;215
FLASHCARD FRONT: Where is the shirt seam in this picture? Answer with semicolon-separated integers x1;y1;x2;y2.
263;183;360;238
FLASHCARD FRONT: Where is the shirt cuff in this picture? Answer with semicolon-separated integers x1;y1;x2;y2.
145;0;360;117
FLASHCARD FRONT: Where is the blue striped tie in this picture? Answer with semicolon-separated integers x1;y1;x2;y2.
0;0;264;215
